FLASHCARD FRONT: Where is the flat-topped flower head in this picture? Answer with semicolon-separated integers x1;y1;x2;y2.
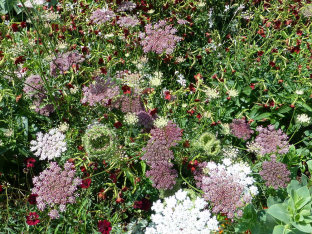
30;128;67;160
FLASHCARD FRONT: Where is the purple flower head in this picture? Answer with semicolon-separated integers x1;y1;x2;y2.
112;94;145;113
50;51;85;77
253;125;290;155
259;155;291;189
137;110;156;128
81;77;119;106
230;118;254;140
139;20;181;55
117;15;139;28
31;162;82;214
142;121;182;190
117;1;136;12
90;9;115;24
201;168;251;219
23;74;55;116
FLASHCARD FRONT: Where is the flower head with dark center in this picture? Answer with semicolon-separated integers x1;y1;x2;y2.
26;212;40;226
98;220;112;234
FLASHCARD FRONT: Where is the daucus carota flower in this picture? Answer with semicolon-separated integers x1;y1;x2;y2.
296;114;311;126
23;74;55;116
204;87;220;99
48;209;60;219
82;123;117;160
117;15;139;28
124;112;139;125
31;162;82;214
98;220;112;234
153;116;169;129
50;51;85;77
18;0;45;8
201;161;257;219
251;124;290;155
90;9;115;24
117;1;136;12
142;121;182;189
139;20;181;55
259;155;291;189
26;212;40;226
81;77;119;106
30;128;67;160
230;118;254;140
145;189;219;234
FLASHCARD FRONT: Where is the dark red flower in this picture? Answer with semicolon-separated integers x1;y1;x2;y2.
257;51;264;56
0;185;2;193
114;121;122;129
164;91;171;100
80;178;91;189
269;61;276;67
20;22;27;28
133;198;151;211
149;108;158;116
183;140;190;148
250;83;255;90
121;85;131;94
24;157;35;168
187;160;199;171
98;220;112;234
26;212;40;226
28;194;38;205
189;83;196;92
11;23;19;32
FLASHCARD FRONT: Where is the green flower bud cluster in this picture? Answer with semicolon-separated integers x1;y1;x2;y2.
194;132;221;156
82;124;117;161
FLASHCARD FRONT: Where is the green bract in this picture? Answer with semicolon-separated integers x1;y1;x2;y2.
82;124;117;161
194;132;221;156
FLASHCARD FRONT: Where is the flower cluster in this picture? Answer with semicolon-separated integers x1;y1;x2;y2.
230;118;254;140
142;121;182;189
30;128;67;160
82;123;117;160
50;51;85;77
296;114;311;126
124;112;139;125
139;20;181;54
117;16;139;28
32;162;82;218
145;189;219;234
81;77;119;106
117;1;136;12
23;74;55;116
113;94;145;113
200;160;258;219
90;9;115;24
18;0;45;8
259;155;291;189
137;111;155;129
250;124;290;155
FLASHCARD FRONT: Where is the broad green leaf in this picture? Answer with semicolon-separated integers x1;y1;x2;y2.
235;222;250;232
243;203;257;222
291;221;312;233
306;160;312;175
273;225;286;234
287;180;302;194
268;196;283;208
267;213;282;230
277;105;292;114
254;112;271;121
268;204;291;224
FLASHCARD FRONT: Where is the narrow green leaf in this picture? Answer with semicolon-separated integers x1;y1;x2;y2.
254;112;271;121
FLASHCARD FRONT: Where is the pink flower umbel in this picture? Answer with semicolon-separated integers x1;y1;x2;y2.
26;212;40;226
98;220;112;234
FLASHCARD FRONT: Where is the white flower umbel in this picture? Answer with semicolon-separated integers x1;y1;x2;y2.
145;189;219;234
296;114;311;126
30;128;67;160
154;116;169;129
124;112;139;125
205;161;258;196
